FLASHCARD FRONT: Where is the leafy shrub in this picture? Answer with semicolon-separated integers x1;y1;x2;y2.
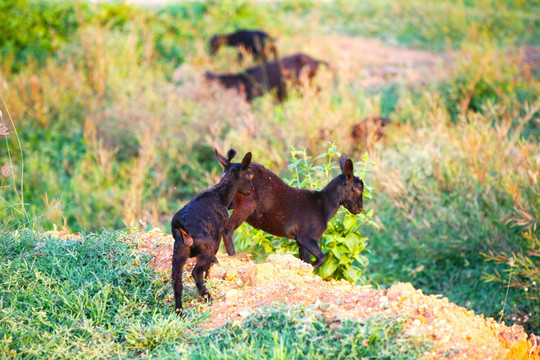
235;144;377;283
0;0;142;71
0;0;84;70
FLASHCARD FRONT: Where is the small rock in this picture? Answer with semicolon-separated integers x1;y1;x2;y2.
240;265;256;284
223;268;238;281
225;289;239;301
379;296;389;309
208;267;226;279
386;282;416;302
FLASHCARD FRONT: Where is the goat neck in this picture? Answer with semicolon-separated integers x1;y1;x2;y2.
319;175;347;223
213;170;240;208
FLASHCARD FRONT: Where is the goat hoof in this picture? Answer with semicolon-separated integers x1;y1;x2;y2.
312;259;325;269
175;307;183;316
203;293;213;303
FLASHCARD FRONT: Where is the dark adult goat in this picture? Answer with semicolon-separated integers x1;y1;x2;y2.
216;150;364;268
171;150;254;314
205;53;329;102
209;29;278;62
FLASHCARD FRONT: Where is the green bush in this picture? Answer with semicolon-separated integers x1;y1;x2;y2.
0;0;83;70
0;0;137;71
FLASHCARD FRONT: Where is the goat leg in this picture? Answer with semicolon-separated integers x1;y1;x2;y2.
297;243;312;263
192;253;214;302
297;237;326;269
171;249;188;315
223;194;258;255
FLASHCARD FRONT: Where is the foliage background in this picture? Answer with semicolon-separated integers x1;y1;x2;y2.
0;0;538;340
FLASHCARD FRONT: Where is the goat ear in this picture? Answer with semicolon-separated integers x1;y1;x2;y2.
339;153;348;172
343;159;354;182
226;149;237;162
215;148;230;170
241;152;252;171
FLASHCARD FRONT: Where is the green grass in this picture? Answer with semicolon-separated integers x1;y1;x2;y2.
318;0;540;50
0;230;203;358
0;231;430;359
178;306;430;360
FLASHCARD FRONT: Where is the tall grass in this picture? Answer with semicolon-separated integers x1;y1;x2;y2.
0;96;29;230
318;0;540;50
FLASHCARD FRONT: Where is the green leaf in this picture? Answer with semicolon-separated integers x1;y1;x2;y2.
343;266;361;283
317;256;339;279
343;233;361;252
343;216;358;231
331;246;343;260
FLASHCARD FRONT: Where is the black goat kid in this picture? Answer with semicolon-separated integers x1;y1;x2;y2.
171;150;254;314
217;150;364;269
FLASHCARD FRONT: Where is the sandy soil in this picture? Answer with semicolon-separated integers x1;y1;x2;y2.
124;229;540;360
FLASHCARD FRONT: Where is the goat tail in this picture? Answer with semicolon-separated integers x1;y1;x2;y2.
172;225;194;247
318;60;331;70
268;39;279;62
204;70;217;81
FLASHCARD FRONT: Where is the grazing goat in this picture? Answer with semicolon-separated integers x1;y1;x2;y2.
205;53;329;102
351;116;392;151
209;29;278;61
171;150;254;314
279;53;330;85
216;150;364;269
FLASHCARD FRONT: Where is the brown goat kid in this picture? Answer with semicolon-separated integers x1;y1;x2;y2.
209;29;278;62
205;53;329;102
171;150;254;314
217;150;364;269
351;116;392;151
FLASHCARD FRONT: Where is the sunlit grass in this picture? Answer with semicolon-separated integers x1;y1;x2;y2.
0;231;431;359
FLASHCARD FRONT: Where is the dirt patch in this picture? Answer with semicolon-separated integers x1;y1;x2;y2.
126;230;539;360
273;35;449;89
325;36;448;88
